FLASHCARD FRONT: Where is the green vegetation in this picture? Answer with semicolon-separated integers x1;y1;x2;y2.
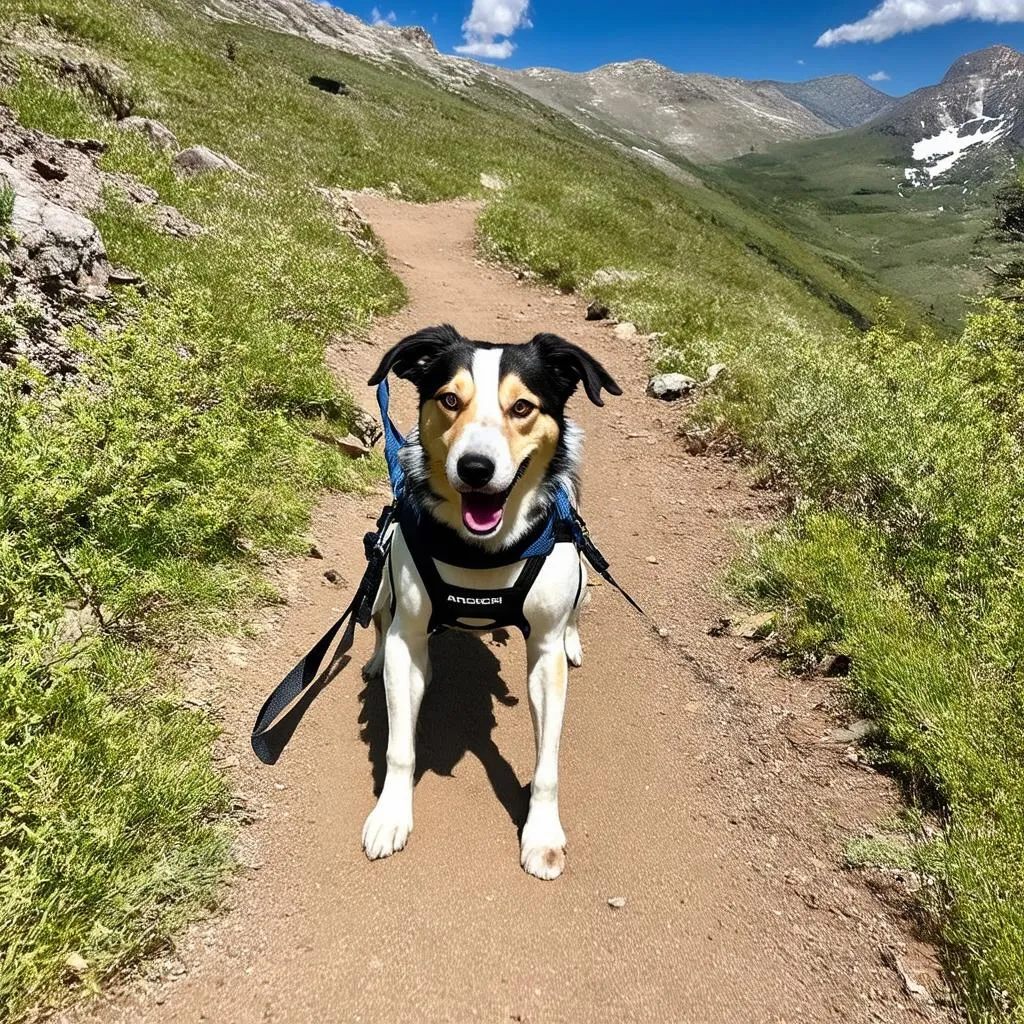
2;0;1022;1021
483;157;1024;1019
710;130;1017;328
717;299;1024;1019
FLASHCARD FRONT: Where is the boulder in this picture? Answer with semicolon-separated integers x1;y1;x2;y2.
647;372;699;401
117;115;179;153
173;145;246;177
612;321;638;341
0;158;109;294
308;75;350;96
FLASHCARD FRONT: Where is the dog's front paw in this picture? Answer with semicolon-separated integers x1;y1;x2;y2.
362;795;413;860
520;811;567;880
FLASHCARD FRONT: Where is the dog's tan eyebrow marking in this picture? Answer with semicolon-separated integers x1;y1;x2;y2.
435;367;474;402
498;373;541;411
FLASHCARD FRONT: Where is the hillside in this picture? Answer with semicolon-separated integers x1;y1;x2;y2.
500;60;837;162
767;74;895;129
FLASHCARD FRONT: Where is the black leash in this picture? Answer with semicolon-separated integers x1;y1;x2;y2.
250;506;395;764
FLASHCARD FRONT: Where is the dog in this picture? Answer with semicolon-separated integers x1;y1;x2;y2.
361;324;621;879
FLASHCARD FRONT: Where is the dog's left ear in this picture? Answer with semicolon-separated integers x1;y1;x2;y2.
368;324;462;387
530;333;623;407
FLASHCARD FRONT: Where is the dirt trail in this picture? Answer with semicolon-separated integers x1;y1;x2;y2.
76;198;943;1024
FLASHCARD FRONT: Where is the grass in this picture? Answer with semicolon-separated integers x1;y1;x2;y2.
709;129;1020;329
2;0;1022;1021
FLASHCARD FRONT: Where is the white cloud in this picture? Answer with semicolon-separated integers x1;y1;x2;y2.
371;5;397;25
868;69;891;79
797;58;806;64
817;0;1024;45
455;0;531;60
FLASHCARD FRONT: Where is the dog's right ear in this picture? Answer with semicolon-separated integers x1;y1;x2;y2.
367;324;463;387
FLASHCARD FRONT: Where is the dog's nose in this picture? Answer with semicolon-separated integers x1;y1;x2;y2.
457;453;495;488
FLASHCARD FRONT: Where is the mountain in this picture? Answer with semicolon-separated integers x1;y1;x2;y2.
867;44;1024;184
501;60;840;162
766;75;895;129
206;0;893;163
205;0;484;88
714;46;1024;325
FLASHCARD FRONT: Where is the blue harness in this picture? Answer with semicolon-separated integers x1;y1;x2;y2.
251;379;640;764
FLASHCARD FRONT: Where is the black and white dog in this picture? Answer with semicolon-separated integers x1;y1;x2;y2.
363;324;620;879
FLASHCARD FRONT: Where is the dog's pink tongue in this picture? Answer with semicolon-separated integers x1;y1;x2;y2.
462;492;504;533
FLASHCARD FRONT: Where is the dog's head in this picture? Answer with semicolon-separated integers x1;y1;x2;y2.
368;324;621;545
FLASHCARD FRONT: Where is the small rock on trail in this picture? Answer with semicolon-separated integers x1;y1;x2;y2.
647;372;699;400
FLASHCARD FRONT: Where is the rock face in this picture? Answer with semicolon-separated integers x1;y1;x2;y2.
1;159;109;295
117;115;179;152
871;45;1024;144
173;145;246;176
867;45;1024;184
0;103;200;377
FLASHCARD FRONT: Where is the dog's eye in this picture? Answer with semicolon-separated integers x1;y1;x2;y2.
510;399;535;418
438;393;460;412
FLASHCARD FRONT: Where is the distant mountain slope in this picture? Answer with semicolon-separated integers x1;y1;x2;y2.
766;75;895;129
501;60;836;161
203;0;893;162
714;46;1024;325
205;0;482;88
865;44;1024;184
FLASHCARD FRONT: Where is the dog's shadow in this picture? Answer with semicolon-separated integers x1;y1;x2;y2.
357;629;531;833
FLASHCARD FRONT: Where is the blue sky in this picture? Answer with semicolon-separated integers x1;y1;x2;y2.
360;0;1024;94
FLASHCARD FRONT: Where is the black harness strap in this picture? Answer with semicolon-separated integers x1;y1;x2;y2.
250;502;644;764
402;521;550;638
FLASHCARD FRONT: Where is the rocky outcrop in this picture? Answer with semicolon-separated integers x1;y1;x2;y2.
1;158;109;296
0;104;201;377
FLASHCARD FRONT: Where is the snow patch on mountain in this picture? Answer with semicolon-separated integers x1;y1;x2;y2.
904;116;1009;185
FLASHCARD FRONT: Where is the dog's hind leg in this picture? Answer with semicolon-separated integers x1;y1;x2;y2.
361;610;388;681
520;637;570;880
362;625;428;859
564;612;583;668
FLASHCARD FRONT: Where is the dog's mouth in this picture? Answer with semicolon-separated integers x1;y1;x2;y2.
461;490;508;535
460;459;530;536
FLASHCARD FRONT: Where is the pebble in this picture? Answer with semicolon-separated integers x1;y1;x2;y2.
607;896;627;908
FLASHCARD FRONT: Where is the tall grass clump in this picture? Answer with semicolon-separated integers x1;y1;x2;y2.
716;300;1024;1019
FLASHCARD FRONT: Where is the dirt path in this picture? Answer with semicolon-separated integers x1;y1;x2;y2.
75;199;943;1024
